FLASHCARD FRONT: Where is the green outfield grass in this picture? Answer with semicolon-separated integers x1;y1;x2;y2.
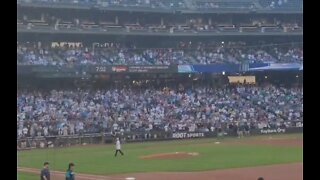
17;172;39;180
17;133;302;175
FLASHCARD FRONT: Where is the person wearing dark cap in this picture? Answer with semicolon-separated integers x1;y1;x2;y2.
65;163;75;180
258;177;264;180
40;162;50;180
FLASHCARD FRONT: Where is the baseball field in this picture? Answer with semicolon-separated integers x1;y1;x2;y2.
17;133;303;180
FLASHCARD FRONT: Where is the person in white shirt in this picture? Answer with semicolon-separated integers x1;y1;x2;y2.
114;138;124;157
18;128;23;138
23;127;28;137
43;127;48;137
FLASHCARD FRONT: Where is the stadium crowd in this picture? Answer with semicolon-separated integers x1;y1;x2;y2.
17;42;303;65
259;0;302;9
18;0;302;10
18;0;186;9
17;84;303;138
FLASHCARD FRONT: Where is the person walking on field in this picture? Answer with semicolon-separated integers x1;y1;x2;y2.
115;137;124;157
40;162;50;180
65;162;75;180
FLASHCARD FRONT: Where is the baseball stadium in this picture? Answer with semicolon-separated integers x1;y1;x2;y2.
17;0;303;180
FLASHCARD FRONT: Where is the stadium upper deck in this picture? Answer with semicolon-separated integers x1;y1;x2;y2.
17;0;302;12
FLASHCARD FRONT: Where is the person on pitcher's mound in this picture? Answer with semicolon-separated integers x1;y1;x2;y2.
115;138;124;157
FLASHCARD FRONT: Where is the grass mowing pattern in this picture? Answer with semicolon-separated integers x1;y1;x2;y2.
17;133;302;175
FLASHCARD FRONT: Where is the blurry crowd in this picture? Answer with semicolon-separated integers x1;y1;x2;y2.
17;84;303;138
259;0;302;9
17;41;303;66
18;0;302;10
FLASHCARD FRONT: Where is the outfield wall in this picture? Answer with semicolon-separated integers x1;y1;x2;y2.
17;127;303;150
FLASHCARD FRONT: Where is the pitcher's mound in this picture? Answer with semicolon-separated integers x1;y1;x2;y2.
140;152;199;159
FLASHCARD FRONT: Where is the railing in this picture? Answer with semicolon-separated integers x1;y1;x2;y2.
17;127;303;150
17;23;303;36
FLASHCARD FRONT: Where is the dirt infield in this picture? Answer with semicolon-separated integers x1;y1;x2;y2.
18;163;302;180
113;163;303;180
18;167;121;180
243;137;303;147
140;152;199;159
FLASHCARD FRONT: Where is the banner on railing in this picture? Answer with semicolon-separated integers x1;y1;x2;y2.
248;63;302;71
260;128;286;134
17;63;303;76
172;132;205;139
178;64;239;73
